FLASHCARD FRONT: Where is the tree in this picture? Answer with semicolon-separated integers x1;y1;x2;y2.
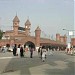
0;29;3;39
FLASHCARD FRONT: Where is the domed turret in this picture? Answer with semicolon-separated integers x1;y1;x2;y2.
35;26;41;31
25;19;31;25
13;15;20;22
13;15;20;35
25;19;31;35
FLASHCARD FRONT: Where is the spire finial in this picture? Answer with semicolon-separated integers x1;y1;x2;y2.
13;13;20;22
16;12;17;16
27;16;29;20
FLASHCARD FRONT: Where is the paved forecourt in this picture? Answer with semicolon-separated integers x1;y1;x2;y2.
0;51;75;75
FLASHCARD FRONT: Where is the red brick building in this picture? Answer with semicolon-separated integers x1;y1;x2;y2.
71;38;75;47
0;15;67;50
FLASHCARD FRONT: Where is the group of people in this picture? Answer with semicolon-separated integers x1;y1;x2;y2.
13;44;24;57
13;44;34;58
13;44;48;62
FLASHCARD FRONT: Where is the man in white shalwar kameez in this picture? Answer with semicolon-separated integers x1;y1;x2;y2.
42;46;47;62
17;44;20;57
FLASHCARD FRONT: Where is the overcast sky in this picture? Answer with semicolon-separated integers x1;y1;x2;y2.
0;0;74;39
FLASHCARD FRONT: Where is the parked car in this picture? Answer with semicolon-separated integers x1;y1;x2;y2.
8;47;13;52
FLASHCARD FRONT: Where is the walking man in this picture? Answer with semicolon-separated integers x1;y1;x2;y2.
42;46;47;62
30;47;34;58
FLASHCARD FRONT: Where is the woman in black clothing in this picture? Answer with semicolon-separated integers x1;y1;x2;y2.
13;44;17;56
20;45;24;57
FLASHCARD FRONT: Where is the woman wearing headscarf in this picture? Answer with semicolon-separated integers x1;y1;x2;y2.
20;45;24;57
13;44;17;56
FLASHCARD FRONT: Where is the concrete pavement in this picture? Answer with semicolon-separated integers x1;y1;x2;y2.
0;51;75;75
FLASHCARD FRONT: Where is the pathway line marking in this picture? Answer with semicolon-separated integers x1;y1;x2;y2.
0;57;16;59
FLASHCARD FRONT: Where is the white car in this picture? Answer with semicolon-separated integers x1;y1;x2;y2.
8;47;13;52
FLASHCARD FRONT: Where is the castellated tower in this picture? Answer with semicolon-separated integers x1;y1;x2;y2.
35;26;41;47
56;33;67;44
13;15;20;35
56;33;60;41
25;19;31;36
63;34;67;44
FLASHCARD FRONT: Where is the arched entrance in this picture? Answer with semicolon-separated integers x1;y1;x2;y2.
24;41;35;51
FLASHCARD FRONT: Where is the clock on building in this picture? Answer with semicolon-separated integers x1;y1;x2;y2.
26;26;27;28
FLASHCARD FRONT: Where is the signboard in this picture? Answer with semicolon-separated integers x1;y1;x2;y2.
69;31;73;36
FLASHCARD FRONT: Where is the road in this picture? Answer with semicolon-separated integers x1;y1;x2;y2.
0;51;75;75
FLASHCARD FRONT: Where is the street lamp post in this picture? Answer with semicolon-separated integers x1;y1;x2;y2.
63;29;75;54
63;29;74;42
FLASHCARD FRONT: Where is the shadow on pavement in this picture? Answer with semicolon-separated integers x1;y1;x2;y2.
1;56;49;75
1;52;75;75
